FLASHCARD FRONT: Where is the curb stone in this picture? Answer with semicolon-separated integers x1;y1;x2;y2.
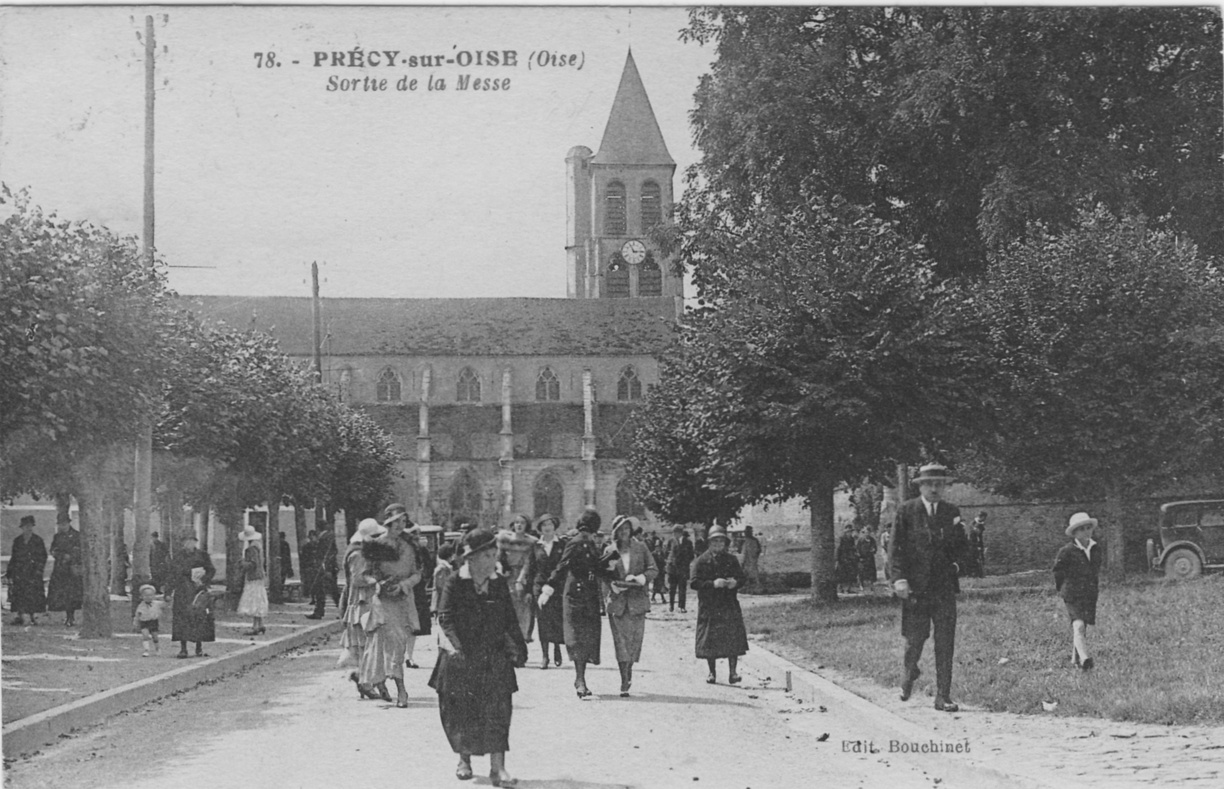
2;619;344;758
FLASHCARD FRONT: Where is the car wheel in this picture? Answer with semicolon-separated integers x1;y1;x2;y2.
1163;548;1202;580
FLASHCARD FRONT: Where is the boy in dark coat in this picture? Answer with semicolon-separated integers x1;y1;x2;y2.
1053;512;1104;670
691;525;748;684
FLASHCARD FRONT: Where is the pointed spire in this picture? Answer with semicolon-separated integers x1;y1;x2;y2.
591;50;675;166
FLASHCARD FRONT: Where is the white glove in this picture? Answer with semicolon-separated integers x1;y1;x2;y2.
632;574;647;586
893;579;911;599
538;585;555;606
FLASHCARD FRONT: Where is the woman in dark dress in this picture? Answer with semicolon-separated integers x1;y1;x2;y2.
47;514;84;626
169;534;216;658
531;513;567;669
429;529;528;787
835;526;859;593
7;516;47;625
856;528;878;592
691;525;749;684
539;508;614;698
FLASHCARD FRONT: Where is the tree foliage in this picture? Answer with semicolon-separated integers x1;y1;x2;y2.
964;206;1224;570
682;7;1223;277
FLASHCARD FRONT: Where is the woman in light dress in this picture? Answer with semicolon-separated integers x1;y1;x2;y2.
339;517;386;699
236;526;268;636
359;503;421;707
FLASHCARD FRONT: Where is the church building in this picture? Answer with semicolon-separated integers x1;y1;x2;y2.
190;51;680;532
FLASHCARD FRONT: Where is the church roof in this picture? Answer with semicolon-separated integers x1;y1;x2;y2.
182;295;678;357
591;50;675;167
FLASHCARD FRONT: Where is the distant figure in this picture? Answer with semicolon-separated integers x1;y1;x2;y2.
664;525;695;613
602;515;658;697
836;525;859;594
856;528;878;591
496;513;538;644
646;531;668;603
691;525;749;685
531;514;566;669
170;533;216;658
133;584;164;657
278;531;294;582
236;526;268;636
46;512;83;626
306;528;340;620
968;512;987;578
738;526;764;593
149;531;170;592
1053;512;1103;671
7;516;47;625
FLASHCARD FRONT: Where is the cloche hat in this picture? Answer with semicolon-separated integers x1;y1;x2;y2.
461;528;498;558
350;518;387;544
707;525;730;543
239;525;262;542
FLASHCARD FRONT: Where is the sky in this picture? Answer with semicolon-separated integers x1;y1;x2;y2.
0;5;714;299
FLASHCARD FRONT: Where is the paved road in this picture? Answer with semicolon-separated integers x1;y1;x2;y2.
3;612;1023;789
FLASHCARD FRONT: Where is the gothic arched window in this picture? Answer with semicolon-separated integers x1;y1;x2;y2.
536;366;560;401
639;257;662;298
606;258;630;299
457;367;482;403
605;181;626;236
376;367;401;402
617;366;642;401
640;181;661;232
533;473;565;522
449;468;482;522
616;477;648;519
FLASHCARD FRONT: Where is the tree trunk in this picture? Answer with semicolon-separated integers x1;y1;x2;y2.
74;447;126;639
1102;482;1126;579
215;498;244;609
808;474;838;603
267;493;284;604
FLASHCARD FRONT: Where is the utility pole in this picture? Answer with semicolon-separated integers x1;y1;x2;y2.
130;14;157;604
311;261;323;383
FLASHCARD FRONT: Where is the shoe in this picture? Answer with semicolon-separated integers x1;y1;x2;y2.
242;630;261;637
195;651;208;658
729;673;742;684
405;659;419;669
256;627;266;634
554;657;562;667
305;613;324;620
620;682;631;698
679;608;687;614
142;651;150;657
376;683;392;702
541;658;550;670
706;673;717;684
900;668;920;702
490;771;518;787
455;760;473;781
176;652;190;659
396;700;409;708
934;697;959;712
574;681;592;698
1081;657;1094;671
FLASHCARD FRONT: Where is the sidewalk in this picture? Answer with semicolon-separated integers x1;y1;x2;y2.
2;594;342;757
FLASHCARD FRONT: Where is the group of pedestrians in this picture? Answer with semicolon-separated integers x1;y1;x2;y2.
836;522;881;594
5;514;84;626
330;505;750;787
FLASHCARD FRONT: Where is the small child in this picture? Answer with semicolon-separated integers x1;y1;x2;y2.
1053;512;1103;670
133;584;164;657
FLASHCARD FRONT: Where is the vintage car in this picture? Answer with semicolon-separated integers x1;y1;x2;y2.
416;524;463;558
1146;500;1224;579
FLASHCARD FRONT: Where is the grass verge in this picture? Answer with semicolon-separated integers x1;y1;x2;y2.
746;573;1224;725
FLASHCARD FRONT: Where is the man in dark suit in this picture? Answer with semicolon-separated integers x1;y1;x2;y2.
887;463;971;712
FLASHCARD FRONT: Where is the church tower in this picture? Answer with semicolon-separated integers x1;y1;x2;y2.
567;50;682;300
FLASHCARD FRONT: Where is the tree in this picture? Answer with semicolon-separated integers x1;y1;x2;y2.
1;187;177;637
635;198;986;601
329;407;403;526
682;7;1223;277
967;207;1224;573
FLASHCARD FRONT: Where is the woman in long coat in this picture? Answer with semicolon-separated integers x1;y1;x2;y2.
169;534;215;657
691;525;749;684
46;516;83;626
360;504;421;706
540;508;614;698
497;513;537;644
531;513;566;669
836;526;859;593
7;516;47;625
603;515;658;696
429;528;528;787
339;518;385;699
